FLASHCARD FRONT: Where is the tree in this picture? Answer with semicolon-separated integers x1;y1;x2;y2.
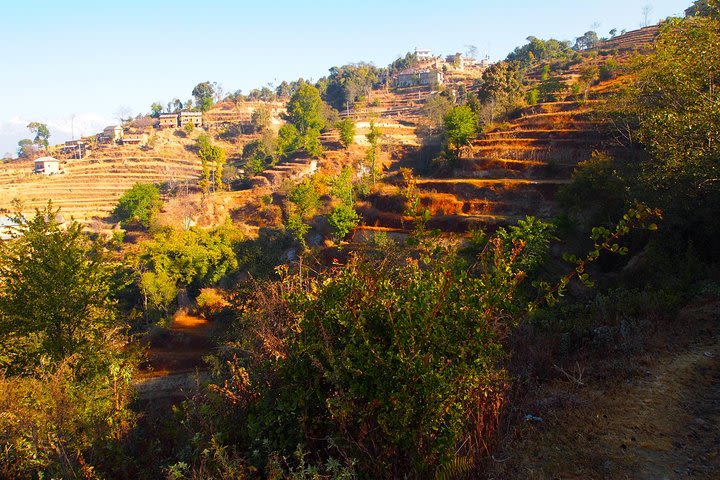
506;36;573;66
150;102;163;118
336;118;356;149
365;121;382;185
251;105;273;133
196;135;227;193
574;31;599;50
114;183;162;227
0;205;124;375
276;123;301;159
423;94;455;128
685;0;720;17
443;106;478;157
328;203;359;242
192;81;216;112
17;139;36;159
328;167;359;241
27;122;50;148
286;83;326;135
475;61;523;122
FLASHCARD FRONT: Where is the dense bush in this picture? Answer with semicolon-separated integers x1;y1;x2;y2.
114;183;161;227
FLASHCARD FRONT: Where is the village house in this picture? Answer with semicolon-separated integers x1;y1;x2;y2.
179;111;203;127
60;139;90;159
395;68;445;88
159;113;179;128
99;125;124;143
122;133;149;146
34;156;61;175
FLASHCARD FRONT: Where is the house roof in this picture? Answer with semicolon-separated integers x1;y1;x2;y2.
34;156;59;163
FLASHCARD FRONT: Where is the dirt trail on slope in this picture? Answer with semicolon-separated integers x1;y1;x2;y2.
135;311;216;400
494;298;720;479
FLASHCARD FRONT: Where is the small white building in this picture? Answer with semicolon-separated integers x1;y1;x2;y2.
34;156;61;175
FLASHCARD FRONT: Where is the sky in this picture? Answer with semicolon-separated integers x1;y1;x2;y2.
0;0;690;156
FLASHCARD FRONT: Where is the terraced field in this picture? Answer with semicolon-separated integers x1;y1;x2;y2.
356;27;658;235
0;152;202;220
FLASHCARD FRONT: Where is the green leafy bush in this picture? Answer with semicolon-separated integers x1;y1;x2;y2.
114;183;161;227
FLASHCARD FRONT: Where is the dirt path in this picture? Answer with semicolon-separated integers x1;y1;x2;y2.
494;298;720;479
135;311;216;400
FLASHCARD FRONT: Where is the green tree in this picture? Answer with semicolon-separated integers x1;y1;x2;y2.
611;13;720;249
685;0;720;17
192;81;216;112
443;106;478;157
276;123;301;159
365;121;381;185
0;205;125;375
328;203;359;242
27;122;50;148
150;102;163;118
574;31;600;50
336;118;356;149
114;183;162;227
286;83;326;135
196;135;227;192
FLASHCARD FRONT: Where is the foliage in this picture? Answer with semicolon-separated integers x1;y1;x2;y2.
0;358;135;479
537;75;567;102
0;205;127;376
424;94;455;128
16;139;36;159
197;135;227;193
139;270;178;314
328;167;359;241
276;123;301;160
27;121;51;148
192;81;216;112
496;216;556;272
251;105;273;133
286;83;326;135
574;31;599;50
150;102;163;118
114;183;162;227
609;14;720;250
506;36;574;66
212;217;578;476
328;203;359;242
336;118;356;149
558;152;628;225
288;177;321;219
685;0;720;17
137;224;241;300
323;63;381;110
443;105;478;157
475;62;524;121
364;121;382;185
195;288;227;317
598;58;619;81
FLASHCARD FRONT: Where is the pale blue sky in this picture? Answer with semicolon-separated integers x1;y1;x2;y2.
0;0;689;155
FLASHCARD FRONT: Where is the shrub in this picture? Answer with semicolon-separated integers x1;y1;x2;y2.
114;183;161;227
195;288;227;317
599;58;619;81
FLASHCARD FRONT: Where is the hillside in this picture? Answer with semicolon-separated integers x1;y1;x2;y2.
354;26;659;236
